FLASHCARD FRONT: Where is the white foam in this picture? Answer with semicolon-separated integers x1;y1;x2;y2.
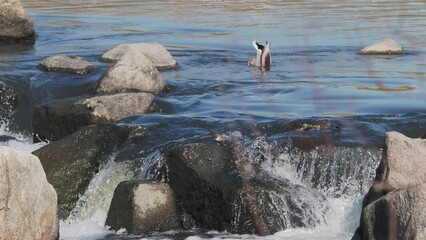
0;124;46;153
60;210;113;240
60;158;135;240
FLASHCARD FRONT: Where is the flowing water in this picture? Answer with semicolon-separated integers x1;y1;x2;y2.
1;0;426;239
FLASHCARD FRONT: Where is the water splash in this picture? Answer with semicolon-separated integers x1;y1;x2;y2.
0;123;46;152
60;156;135;239
222;131;380;237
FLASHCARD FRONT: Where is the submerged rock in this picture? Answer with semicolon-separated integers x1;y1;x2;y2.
39;55;94;74
358;38;404;55
101;42;178;70
0;146;58;240
32;124;131;219
106;181;181;234
353;132;426;240
0;82;18;124
33;92;154;142
95;51;165;94
0;0;35;44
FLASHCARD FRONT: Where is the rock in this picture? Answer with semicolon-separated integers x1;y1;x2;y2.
0;146;58;240
230;180;327;235
358;38;404;55
32;124;131;219
160;141;325;235
33;92;154;142
362;132;426;207
360;184;426;240
383;131;426;187
101;42;178;70
353;132;426;240
82;93;155;121
164;142;236;231
95;51;165;94
39;55;94;74
106;181;180;234
0;0;35;44
0;82;18;124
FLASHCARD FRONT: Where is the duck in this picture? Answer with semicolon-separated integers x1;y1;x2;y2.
247;40;271;70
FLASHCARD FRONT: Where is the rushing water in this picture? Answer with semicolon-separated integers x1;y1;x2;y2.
1;0;426;239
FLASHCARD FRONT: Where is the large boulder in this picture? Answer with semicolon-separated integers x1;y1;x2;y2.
160;141;326;235
353;132;426;240
106;181;181;234
358;38;404;55
0;0;35;44
164;142;236;231
95;51;165;94
32;124;132;219
0;146;58;240
0;82;18;124
39;55;94;74
101;42;178;70
362;131;426;206
360;184;426;240
33;92;154;142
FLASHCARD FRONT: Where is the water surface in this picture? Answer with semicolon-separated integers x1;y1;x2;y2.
1;0;425;239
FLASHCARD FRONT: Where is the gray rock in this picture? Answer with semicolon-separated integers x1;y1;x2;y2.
101;42;178;70
161;141;325;235
0;82;18;124
0;0;35;44
363;132;426;207
95;51;165;94
164;142;235;231
358;38;404;55
81;93;155;121
383;131;426;187
353;132;426;240
39;55;94;74
32;124;132;219
33;92;154;142
0;146;58;240
106;181;181;234
360;184;426;240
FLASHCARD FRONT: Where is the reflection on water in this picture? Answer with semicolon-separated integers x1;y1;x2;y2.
0;0;424;131
1;1;424;239
21;0;426;49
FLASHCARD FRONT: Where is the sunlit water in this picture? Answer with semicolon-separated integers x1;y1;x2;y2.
1;0;426;239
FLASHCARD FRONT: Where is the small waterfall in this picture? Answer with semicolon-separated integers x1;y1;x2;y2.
60;156;135;239
0;123;46;152
55;129;380;239
224;131;381;237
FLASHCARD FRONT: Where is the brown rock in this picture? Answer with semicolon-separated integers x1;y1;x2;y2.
106;181;181;234
33;93;154;142
101;42;178;70
39;55;94;74
0;0;35;43
361;184;426;240
95;50;165;94
0;146;58;240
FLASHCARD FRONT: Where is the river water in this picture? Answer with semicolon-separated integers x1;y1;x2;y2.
1;0;426;239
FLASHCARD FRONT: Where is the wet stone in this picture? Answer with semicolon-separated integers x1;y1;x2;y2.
39;55;94;74
358;38;404;55
100;42;178;70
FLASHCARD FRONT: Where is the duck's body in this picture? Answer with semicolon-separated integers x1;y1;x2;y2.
248;40;271;70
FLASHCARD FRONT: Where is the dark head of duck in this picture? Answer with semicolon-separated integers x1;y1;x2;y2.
247;40;271;71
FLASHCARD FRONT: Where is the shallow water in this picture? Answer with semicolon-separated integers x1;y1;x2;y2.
1;0;426;239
